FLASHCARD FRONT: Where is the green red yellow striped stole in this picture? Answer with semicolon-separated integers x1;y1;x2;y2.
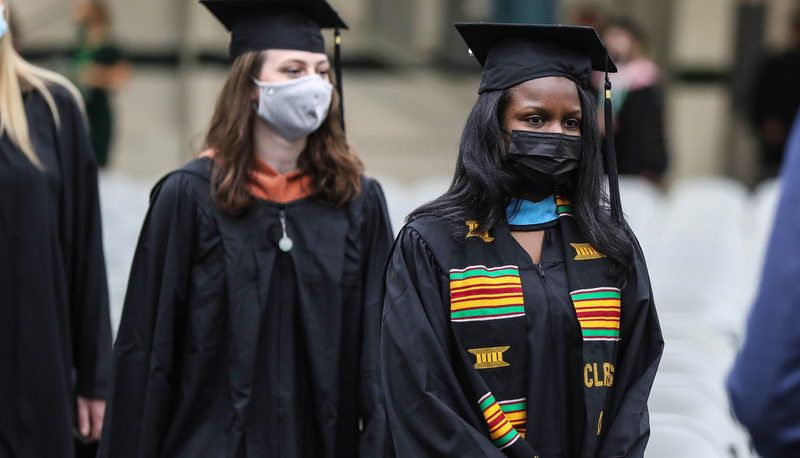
498;398;527;438
556;195;572;217
449;265;524;322
479;392;523;449
570;287;621;341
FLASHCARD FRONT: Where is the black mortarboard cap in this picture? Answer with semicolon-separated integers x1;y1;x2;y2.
456;22;625;223
454;23;616;93
201;0;347;58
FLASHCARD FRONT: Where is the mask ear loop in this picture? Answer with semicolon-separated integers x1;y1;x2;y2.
603;55;623;223
334;26;345;132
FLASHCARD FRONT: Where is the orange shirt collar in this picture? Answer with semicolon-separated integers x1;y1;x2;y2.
200;149;312;203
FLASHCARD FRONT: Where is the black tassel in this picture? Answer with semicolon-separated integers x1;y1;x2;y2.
334;27;345;132
603;67;623;223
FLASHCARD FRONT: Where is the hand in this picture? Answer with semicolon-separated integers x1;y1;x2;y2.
77;396;106;442
762;118;788;147
81;62;132;91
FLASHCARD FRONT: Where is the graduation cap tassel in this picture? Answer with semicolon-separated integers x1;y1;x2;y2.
334;27;345;132
603;67;623;224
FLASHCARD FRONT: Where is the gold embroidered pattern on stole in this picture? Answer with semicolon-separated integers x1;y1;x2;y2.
468;346;511;369
597;411;603;435
570;243;607;260
466;220;494;242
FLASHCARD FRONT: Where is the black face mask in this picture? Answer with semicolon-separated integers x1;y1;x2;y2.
503;129;582;194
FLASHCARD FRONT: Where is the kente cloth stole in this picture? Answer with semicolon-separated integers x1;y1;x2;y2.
448;196;620;457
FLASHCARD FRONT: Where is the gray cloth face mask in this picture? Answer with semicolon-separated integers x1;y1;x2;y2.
252;74;333;142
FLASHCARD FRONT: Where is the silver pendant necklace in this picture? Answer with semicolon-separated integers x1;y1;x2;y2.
278;210;293;252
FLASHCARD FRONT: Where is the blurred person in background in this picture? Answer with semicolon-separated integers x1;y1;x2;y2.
381;23;663;457
490;0;555;24
98;0;392;456
749;8;800;180
591;18;668;185
72;0;130;168
0;0;112;456
727;108;800;457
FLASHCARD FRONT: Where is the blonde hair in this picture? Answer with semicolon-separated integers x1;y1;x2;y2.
0;1;84;169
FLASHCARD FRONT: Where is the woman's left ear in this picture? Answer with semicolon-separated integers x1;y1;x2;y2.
251;83;260;103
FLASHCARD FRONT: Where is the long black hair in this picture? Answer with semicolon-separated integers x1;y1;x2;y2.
411;81;636;285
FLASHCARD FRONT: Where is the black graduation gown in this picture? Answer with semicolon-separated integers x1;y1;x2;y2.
750;49;800;173
0;85;112;457
613;85;668;180
99;158;393;458
382;216;662;457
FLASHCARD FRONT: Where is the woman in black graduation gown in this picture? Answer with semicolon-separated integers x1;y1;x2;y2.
0;1;112;455
98;1;392;457
381;24;663;457
592;19;668;185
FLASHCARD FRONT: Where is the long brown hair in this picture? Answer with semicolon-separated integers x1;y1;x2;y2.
204;50;363;215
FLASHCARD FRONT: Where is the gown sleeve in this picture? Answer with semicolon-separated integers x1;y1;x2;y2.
357;179;395;456
381;226;508;457
98;173;198;458
726;113;800;458
597;245;664;458
53;86;113;399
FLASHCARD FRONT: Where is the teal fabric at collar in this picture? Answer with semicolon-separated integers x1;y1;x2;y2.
506;195;558;227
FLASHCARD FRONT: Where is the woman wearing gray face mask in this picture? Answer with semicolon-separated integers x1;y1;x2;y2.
98;1;394;457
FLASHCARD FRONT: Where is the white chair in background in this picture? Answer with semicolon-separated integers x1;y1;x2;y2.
659;317;739;353
657;340;734;387
647;413;731;458
745;177;781;271
651;286;750;343
651;373;731;419
663;176;749;223
648;177;750;269
648;375;751;458
618;175;664;249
